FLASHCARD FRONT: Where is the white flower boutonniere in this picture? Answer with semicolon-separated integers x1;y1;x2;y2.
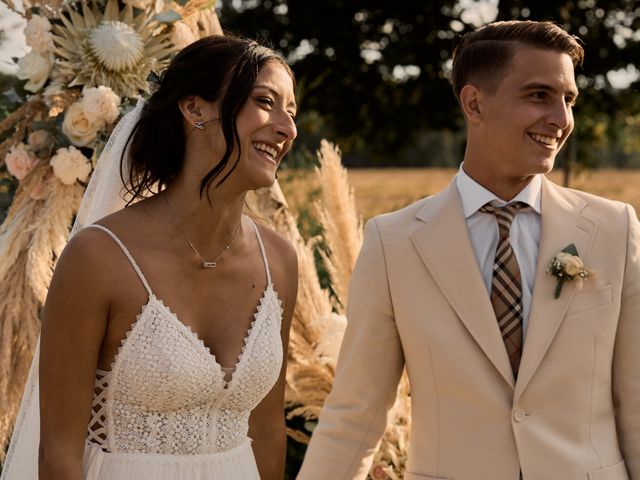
546;243;595;299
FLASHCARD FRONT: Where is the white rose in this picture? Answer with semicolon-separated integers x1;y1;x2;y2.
24;15;54;54
62;102;101;147
172;22;197;50
556;252;584;277
5;143;38;180
81;86;121;125
28;129;51;150
16;52;53;92
50;146;92;185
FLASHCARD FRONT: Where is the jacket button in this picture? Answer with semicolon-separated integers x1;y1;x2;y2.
513;409;527;422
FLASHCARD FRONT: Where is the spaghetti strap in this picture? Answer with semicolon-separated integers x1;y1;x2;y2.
86;224;153;297
248;219;272;285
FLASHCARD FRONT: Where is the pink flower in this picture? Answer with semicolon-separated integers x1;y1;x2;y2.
5;143;38;180
28;129;51;150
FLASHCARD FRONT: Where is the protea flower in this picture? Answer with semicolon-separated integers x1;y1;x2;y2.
51;0;174;98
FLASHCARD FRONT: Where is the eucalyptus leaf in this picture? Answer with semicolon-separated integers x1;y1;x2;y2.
561;243;579;256
147;71;161;84
152;10;182;24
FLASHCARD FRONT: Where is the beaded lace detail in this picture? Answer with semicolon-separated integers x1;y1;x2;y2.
86;221;283;455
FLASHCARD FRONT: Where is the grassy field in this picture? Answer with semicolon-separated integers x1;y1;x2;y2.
280;168;640;222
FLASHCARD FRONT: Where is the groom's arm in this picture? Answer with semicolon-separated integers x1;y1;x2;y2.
297;218;404;480
614;204;640;479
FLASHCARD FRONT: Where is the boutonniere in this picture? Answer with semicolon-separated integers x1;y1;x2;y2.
546;243;595;299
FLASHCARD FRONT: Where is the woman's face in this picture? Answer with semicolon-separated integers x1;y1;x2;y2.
231;60;297;190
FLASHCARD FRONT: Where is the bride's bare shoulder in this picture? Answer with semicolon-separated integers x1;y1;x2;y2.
54;227;122;287
53;209;145;298
253;222;297;276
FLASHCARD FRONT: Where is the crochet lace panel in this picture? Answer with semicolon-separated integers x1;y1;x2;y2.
87;370;109;449
86;286;283;455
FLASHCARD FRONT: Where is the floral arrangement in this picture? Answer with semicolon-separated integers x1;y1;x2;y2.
3;0;223;194
546;243;595;298
0;0;222;461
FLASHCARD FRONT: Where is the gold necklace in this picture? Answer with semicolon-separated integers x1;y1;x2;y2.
164;194;241;269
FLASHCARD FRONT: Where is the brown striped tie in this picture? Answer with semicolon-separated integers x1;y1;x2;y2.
480;202;529;377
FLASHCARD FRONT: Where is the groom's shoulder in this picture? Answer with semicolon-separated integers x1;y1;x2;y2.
368;195;433;231
547;179;634;229
551;180;629;216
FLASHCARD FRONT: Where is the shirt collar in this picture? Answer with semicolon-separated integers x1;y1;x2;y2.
455;163;542;219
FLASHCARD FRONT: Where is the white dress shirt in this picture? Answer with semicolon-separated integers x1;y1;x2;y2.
455;164;542;337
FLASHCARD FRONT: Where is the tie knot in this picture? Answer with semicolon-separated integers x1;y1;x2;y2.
480;202;529;234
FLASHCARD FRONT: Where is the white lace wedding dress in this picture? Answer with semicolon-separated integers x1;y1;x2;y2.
78;220;283;479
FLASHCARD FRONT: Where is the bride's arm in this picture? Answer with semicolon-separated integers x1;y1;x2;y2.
38;230;111;480
249;231;297;480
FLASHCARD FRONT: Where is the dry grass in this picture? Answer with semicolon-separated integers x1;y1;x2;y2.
281;168;640;221
313;141;362;311
0;163;83;461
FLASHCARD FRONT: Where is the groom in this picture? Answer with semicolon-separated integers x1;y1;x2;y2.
298;20;640;480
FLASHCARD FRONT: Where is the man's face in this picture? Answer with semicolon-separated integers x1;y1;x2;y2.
475;45;578;181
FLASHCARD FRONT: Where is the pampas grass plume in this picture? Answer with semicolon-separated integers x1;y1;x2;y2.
314;140;362;311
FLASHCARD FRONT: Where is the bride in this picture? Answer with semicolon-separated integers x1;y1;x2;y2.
2;35;298;479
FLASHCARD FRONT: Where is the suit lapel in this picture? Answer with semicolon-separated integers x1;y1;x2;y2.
514;177;597;400
410;180;515;389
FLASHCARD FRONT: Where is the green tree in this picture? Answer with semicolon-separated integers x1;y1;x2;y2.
220;0;639;168
221;0;462;164
496;0;640;178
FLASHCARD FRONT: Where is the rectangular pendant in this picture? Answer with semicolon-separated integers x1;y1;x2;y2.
203;262;217;268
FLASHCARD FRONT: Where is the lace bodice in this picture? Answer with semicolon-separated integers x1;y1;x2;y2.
85;221;283;455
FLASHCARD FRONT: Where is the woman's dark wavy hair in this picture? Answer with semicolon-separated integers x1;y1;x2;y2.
122;35;294;203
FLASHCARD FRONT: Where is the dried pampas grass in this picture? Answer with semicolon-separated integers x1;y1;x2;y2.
312;142;411;479
0;168;44;461
248;183;337;443
314;140;362;311
0;162;83;461
176;0;223;38
27;174;84;302
252;142;412;476
0;248;41;463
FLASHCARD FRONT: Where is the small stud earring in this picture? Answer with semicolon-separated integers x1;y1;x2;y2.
194;121;205;130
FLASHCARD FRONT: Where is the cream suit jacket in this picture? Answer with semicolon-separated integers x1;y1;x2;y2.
298;177;640;480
